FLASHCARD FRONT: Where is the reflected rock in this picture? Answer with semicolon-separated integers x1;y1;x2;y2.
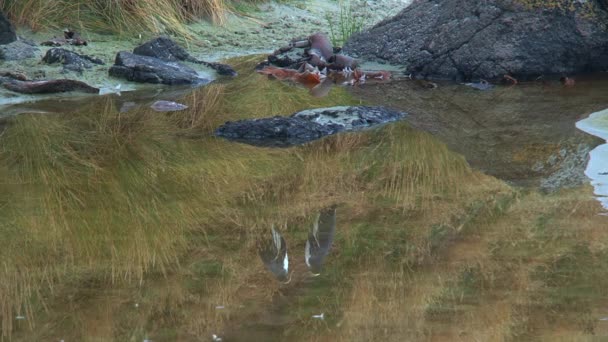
215;106;406;147
258;226;290;283
305;207;336;276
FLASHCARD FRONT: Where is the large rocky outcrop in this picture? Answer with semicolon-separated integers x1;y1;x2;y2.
109;51;210;85
344;0;608;81
0;12;16;45
215;106;406;147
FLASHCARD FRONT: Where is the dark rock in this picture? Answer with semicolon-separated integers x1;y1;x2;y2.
344;0;608;81
0;40;38;60
133;36;191;62
1;78;99;94
108;51;210;85
42;48;104;73
0;12;16;45
215;106;406;147
133;37;237;76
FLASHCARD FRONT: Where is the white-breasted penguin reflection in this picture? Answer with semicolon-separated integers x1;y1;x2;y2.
258;225;290;283
305;207;337;276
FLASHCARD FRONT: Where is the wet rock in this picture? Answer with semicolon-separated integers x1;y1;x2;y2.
0;12;16;45
215;106;406;147
150;100;188;112
344;0;608;81
1;78;99;94
42;48;104;73
464;80;494;91
0;39;39;60
108;51;210;85
133;37;237;76
540;144;594;192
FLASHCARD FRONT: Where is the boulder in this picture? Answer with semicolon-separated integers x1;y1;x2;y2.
0;12;16;45
108;51;210;85
133;36;192;62
215;106;406;147
0;39;38;60
344;0;608;81
133;37;237;76
42;48;104;73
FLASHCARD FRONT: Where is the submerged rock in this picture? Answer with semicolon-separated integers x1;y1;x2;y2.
150;100;188;112
215;106;406;147
0;12;16;45
344;0;608;81
42;48;104;73
133;37;237;76
109;51;210;85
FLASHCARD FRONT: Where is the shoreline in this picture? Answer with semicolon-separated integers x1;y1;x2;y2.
0;0;412;107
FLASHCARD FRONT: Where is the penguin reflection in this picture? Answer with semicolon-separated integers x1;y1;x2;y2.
258;207;337;282
258;225;290;283
305;207;336;276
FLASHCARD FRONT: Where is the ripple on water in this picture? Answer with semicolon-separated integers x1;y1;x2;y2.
576;108;608;211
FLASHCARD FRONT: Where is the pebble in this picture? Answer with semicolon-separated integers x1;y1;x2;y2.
150;100;188;112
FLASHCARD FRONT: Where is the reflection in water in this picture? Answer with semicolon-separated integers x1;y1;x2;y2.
1;56;608;341
352;76;608;188
576;108;608;210
305;207;337;276
258;226;290;283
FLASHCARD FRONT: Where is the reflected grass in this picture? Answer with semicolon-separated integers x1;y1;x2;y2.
2;57;606;341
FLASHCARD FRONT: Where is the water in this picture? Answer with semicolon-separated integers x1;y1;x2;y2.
577;108;608;211
1;57;608;341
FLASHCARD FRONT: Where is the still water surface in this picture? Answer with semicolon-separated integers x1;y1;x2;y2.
1;57;608;341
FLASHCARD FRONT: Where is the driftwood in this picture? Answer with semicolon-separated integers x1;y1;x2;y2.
2;79;99;94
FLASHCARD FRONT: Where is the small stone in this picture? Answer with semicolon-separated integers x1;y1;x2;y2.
150;100;188;112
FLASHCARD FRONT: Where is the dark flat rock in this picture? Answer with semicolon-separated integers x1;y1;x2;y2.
108;51;210;85
2;78;99;94
43;48;104;73
344;0;608;81
133;37;237;76
0;12;16;45
215;106;406;147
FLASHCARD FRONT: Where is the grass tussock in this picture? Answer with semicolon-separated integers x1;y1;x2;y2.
325;0;368;47
0;0;229;36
